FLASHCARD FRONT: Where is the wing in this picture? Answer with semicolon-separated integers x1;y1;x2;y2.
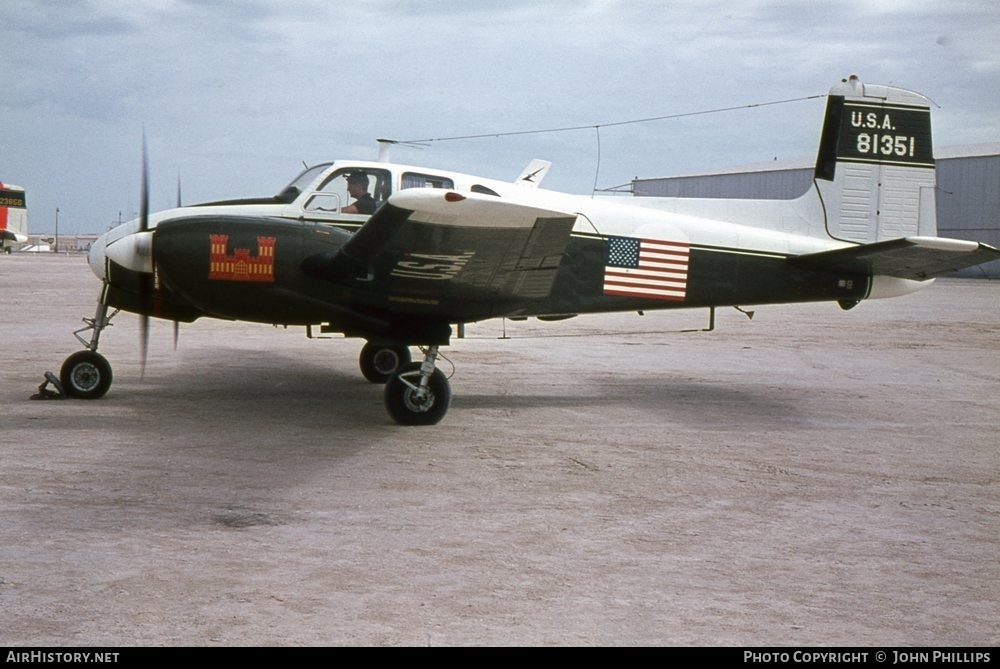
791;236;1000;280
302;188;577;308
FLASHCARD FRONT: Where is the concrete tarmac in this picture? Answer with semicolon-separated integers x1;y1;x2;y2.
1;253;998;646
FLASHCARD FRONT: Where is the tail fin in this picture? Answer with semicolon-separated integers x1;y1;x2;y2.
515;159;552;188
813;75;937;243
801;79;1000;282
0;182;28;251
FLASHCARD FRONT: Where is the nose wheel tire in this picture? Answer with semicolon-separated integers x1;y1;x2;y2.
60;350;113;399
384;362;450;425
359;343;411;383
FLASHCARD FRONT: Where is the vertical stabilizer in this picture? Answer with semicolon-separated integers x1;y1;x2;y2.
0;182;28;252
813;76;936;243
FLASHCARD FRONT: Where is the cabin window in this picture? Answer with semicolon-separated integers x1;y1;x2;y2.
304;167;392;214
401;172;455;190
471;184;500;196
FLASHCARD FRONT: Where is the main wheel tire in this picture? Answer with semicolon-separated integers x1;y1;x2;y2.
384;362;450;425
60;350;113;399
359;343;411;383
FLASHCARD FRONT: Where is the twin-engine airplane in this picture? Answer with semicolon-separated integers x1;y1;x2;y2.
59;76;999;424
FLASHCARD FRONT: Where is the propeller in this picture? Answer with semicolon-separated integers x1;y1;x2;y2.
137;134;151;377
173;172;182;352
124;137;181;376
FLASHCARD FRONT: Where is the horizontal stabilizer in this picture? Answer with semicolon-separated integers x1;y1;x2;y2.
1;230;28;243
791;236;1000;280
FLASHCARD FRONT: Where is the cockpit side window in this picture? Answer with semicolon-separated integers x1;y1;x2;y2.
303;167;392;215
401;172;455;190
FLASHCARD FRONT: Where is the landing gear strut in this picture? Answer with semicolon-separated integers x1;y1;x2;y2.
384;345;451;425
60;298;117;400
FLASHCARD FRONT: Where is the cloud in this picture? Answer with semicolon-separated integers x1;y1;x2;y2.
2;1;999;233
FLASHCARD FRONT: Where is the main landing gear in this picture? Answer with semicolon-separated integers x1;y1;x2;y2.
60;300;117;400
358;341;454;424
383;345;451;426
358;342;412;383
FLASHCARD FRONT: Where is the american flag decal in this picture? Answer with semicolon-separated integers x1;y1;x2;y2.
603;236;690;301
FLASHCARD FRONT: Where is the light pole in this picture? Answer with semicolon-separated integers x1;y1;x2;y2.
54;207;59;253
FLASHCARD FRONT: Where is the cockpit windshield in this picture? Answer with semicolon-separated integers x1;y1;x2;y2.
274;163;333;204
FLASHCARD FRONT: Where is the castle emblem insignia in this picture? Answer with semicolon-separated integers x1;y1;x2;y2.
208;234;276;283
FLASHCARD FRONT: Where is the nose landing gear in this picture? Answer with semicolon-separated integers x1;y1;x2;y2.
60;350;113;399
53;298;118;400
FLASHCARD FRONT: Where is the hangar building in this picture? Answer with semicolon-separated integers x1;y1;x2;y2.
632;143;1000;278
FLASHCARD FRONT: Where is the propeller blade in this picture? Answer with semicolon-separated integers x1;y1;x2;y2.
176;172;182;208
173;321;179;351
138;133;152;376
139;299;150;379
139;134;149;233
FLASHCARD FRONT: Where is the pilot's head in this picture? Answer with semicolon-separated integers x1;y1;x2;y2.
346;172;369;194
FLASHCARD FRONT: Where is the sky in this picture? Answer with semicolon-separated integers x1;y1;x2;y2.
3;0;999;235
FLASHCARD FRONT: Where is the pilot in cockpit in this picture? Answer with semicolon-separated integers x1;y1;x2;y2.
342;172;377;215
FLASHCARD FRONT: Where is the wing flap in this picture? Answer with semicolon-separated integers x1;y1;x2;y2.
791;236;1000;280
304;189;577;304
